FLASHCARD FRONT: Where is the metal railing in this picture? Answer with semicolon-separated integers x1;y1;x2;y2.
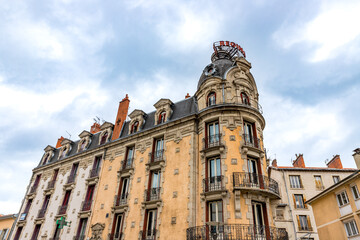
203;134;222;149
58;205;68;215
89;168;100;178
47;180;56;189
121;159;133;171
144;187;161;202
203;176;225;193
140;229;157;240
37;208;46;219
81;200;93;212
233;172;279;196
186;224;288;240
148;150;164;163
114;193;128;206
67;174;76;184
108;232;123;240
29;184;38;194
243;134;261;149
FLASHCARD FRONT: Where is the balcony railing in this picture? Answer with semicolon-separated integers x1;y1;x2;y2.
148;150;164;163
89;168;100;178
29;184;39;194
47;180;56;190
203;176;225;193
233;172;279;196
67;174;76;184
140;229;157;240
114;193;128;207
73;235;86;240
108;232;123;240
81;200;93;212
37;208;46;219
58;205;68;215
243;134;261;149
121;159;133;171
203;134;222;149
186;224;288;240
144;187;161;202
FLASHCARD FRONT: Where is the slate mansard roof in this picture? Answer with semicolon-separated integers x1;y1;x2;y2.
37;96;198;168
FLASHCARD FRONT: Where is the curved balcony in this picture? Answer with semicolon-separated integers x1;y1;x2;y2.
233;172;280;199
186;224;288;240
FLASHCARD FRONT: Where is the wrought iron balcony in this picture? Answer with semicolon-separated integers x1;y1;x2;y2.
243;134;261;150
58;205;68;215
148;150;164;164
47;180;56;190
108;232;123;240
203;134;222;150
114;193;128;207
89;168;100;179
233;172;280;198
37;208;46;219
81;200;93;212
140;229;157;240
67;174;76;184
203;176;226;193
29;184;39;194
144;187;161;202
121;159;133;171
186;224;288;240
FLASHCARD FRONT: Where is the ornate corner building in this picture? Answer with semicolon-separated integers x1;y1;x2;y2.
10;41;289;240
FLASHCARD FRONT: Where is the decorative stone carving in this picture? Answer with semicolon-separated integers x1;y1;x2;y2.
128;109;146;134
90;223;105;240
153;98;173;125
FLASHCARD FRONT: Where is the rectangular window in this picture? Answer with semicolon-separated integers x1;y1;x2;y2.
333;176;340;184
294;194;306;209
276;209;284;220
152;138;164;162
206;121;220;148
124;146;134;168
67;163;79;184
297;215;311;231
76;218;88;239
314;175;324;190
145;209;157;237
13;227;23;240
337;191;350;207
243;121;258;147
208;201;224;236
289;175;302;188
113;214;124;239
31;224;41;240
344;220;359;237
0;229;8;240
92;156;102;172
352;185;360;200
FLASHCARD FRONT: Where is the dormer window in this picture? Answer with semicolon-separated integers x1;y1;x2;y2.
60;147;67;159
131;121;139;134
158;111;166;124
207;92;216;106
42;154;50;165
79;140;87;152
100;131;108;145
241;92;250;105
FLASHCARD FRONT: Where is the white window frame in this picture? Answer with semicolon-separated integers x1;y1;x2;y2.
351;185;360;200
344;219;359;237
289;175;302;189
337;191;350;207
295;194;305;209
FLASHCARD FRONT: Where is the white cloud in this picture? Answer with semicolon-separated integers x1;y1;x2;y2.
273;1;360;62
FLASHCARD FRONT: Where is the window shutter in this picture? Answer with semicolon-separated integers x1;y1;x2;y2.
293;195;297;208
307;216;312;231
304;195;308;208
299;176;303;188
296;215;301;230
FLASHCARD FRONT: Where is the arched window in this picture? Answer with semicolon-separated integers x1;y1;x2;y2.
241;92;250;106
131;121;139;134
207;92;216;107
158;111;166;124
100;131;108;145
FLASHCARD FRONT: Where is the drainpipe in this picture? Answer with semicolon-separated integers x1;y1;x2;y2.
282;170;297;240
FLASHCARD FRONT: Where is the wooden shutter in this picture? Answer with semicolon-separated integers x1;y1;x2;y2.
299;176;303;188
307;216;312;231
304;195;308;209
293;195;297;208
296;215;301;230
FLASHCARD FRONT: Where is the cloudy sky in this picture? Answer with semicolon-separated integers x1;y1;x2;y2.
1;0;360;214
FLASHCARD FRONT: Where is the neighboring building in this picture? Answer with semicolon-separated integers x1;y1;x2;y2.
307;150;360;240
269;154;356;240
0;214;17;240
10;41;289;239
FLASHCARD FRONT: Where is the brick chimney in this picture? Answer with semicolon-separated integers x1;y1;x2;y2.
326;155;343;169
185;93;190;99
90;122;101;134
353;148;360;169
112;94;130;141
56;136;65;148
292;154;305;168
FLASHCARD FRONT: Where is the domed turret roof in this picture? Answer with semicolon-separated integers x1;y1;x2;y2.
197;58;234;90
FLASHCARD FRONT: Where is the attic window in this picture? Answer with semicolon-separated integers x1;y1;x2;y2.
79;140;87;152
60;148;67;159
158;111;166;124
100;131;108;145
42;154;49;165
207;92;216;106
131;121;139;134
241;92;250;106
